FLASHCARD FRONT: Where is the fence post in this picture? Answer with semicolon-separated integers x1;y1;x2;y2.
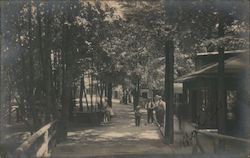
192;131;198;154
213;137;219;153
44;130;49;156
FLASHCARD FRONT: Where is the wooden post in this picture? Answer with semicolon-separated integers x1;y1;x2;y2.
164;39;174;144
36;130;49;157
217;16;226;151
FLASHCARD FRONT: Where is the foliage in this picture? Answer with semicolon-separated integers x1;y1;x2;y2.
1;0;249;133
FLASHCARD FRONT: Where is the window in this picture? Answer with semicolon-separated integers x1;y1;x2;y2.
186;89;189;104
201;88;208;111
226;90;237;120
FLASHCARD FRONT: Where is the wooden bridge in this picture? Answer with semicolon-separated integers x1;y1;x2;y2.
14;120;57;158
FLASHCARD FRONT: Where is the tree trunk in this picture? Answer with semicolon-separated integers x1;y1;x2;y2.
58;0;73;141
59;69;72;140
104;83;107;97
28;0;39;131
44;1;54;122
95;80;100;110
133;77;140;110
8;88;11;124
79;77;84;111
164;39;174;144
83;77;89;111
91;73;94;111
7;70;12;124
133;88;136;110
0;1;3;138
136;78;140;106
73;82;77;109
88;74;93;112
100;81;104;107
125;90;128;104
69;85;75;120
20;52;32;131
107;82;112;107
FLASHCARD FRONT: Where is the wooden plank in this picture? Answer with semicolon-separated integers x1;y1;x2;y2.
196;130;250;143
36;131;49;157
16;120;56;153
36;130;57;157
1;108;17;120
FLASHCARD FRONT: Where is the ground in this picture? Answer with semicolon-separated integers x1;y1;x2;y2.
50;101;193;158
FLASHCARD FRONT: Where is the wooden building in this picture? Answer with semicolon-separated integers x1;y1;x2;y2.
176;50;249;136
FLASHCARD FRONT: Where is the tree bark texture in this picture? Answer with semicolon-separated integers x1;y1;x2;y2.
79;77;84;111
58;0;73;141
107;82;112;107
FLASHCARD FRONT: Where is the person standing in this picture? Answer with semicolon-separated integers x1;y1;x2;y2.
146;98;155;123
135;106;141;126
157;96;166;127
102;99;109;123
176;102;183;131
154;95;160;124
105;106;111;122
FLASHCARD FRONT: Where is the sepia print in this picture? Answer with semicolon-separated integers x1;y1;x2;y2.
0;0;249;157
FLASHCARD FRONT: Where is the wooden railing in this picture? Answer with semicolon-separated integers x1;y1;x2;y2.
192;129;250;154
15;120;57;158
1;106;17;121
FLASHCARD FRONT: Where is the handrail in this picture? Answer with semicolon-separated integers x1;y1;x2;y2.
192;129;250;154
195;129;250;143
1;107;17;120
15;120;57;158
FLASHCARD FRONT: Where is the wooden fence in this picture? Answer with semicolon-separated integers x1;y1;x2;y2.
15;120;57;158
1;106;18;123
192;129;250;154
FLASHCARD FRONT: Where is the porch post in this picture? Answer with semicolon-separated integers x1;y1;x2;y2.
217;17;226;132
217;16;226;151
164;39;174;144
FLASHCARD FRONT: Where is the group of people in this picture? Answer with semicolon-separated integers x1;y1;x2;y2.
135;95;166;127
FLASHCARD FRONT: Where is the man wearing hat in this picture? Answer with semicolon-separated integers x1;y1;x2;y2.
135;106;141;126
146;98;155;124
154;95;160;124
154;95;166;126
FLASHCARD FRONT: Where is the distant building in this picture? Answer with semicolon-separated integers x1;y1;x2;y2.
112;85;123;99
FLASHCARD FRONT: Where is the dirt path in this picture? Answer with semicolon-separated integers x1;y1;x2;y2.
50;102;192;157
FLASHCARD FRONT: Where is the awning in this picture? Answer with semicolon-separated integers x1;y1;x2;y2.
175;56;248;83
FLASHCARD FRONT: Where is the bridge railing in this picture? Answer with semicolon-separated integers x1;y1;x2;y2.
15;120;57;158
192;129;250;154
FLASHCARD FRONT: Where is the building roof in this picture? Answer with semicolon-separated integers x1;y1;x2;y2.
175;55;248;83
